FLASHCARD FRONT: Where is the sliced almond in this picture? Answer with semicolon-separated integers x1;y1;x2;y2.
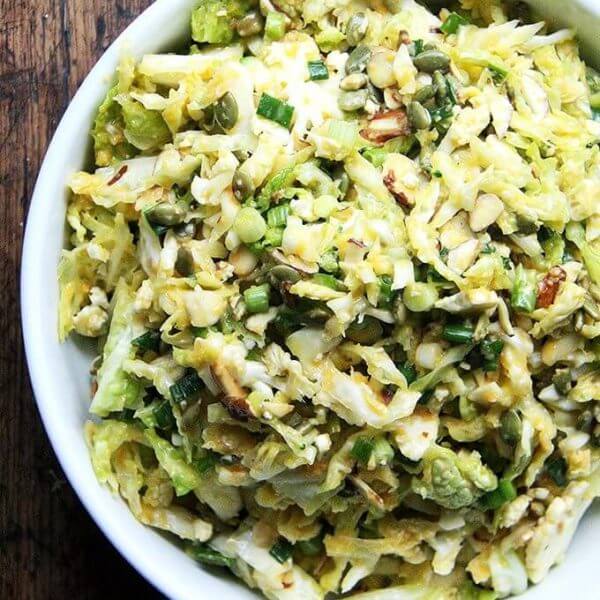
469;193;504;232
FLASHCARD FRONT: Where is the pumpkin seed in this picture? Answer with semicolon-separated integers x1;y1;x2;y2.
414;84;436;103
174;221;197;238
413;49;450;73
346;316;383;345
269;265;301;286
214;92;239;130
408;101;432;130
433;70;447;98
340;73;368;91
236;11;265;37
146;202;186;226
346;12;369;46
175;247;195;276
339;89;368;112
500;409;522;446
232;169;255;202
345;45;372;74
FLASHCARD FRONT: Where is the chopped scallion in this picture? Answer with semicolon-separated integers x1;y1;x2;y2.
265;12;286;40
440;12;469;35
266;204;289;228
318;249;340;274
511;264;537;313
257;93;294;129
442;323;474;344
187;542;234;568
132;330;161;353
546;457;568;487
153;399;175;430
480;338;504;372
296;535;323;557
244;284;271;314
377;275;394;308
170;370;203;403
269;538;294;563
312;273;343;290
194;451;218;474
350;436;374;463
308;60;329;81
480;479;517;510
398;362;417;385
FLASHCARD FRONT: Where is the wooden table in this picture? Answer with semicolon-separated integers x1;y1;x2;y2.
1;2;163;597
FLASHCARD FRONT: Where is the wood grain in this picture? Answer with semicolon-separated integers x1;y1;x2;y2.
0;1;163;598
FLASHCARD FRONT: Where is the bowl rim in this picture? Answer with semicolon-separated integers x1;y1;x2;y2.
19;1;600;599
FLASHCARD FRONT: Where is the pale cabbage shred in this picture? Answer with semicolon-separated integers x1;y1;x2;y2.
59;0;600;598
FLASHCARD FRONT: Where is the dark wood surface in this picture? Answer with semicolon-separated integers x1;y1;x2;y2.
1;1;163;598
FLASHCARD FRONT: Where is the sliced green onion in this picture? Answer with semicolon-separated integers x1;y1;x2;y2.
187;542;234;568
194;451;218;474
308;60;329;81
153;399;175;430
319;249;340;274
362;146;388;168
263;226;284;248
254;166;296;212
480;479;517;510
442;323;474;344
440;12;469;35
377;275;394;308
398;362;417;385
266;204;289;228
132;330;161;353
269;538;294;563
295;535;324;557
480;338;504;372
413;39;424;55
511;264;537;313
256;93;294;129
326;119;359;153
312;273;343;290
244;284;270;314
265;12;286;40
170;370;203;403
350;436;374;463
363;136;415;168
488;63;508;83
552;368;572;395
191;326;210;338
546;457;568;487
403;282;439;313
372;436;394;465
234;206;267;244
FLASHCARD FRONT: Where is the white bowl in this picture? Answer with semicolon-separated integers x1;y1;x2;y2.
21;1;600;598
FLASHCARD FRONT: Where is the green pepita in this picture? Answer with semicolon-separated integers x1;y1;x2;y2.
413;49;450;73
346;45;372;74
175;247;195;276
235;11;265;37
232;169;255;202
346;316;383;345
339;89;368;112
215;92;239;130
146;202;186;226
340;73;368;91
414;84;436;103
346;12;369;47
408;101;432;130
269;265;301;286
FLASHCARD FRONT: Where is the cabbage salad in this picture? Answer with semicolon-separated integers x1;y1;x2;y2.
59;0;600;597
